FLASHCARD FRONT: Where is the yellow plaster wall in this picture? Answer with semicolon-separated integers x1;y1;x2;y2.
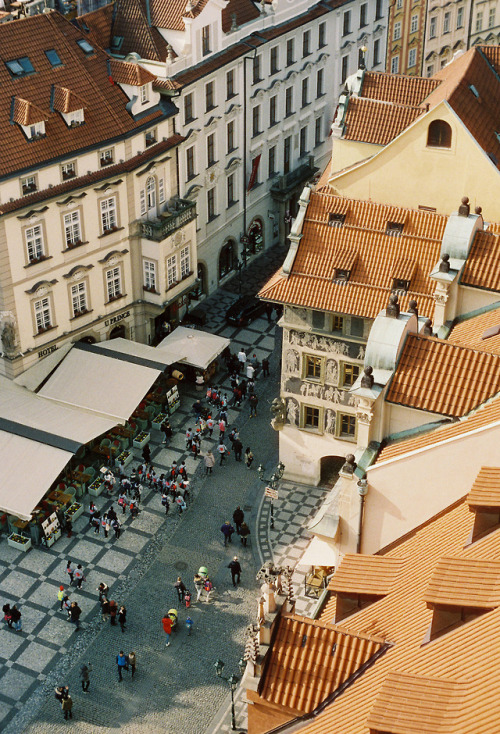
330;137;382;180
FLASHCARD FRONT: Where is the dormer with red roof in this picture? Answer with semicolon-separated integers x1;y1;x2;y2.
51;87;87;128
11;96;48;141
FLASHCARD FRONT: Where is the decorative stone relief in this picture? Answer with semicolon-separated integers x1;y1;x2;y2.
324;409;336;434
205;165;220;187
325;359;338;385
286;397;299;425
288;330;351;355
108;255;119;267
356;407;372;425
284;348;300;375
35;286;48;297
284;377;347;405
71;270;85;282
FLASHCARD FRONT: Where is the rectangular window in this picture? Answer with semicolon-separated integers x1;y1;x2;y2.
207;187;216;221
64;210;81;246
207;133;216;166
227;173;236;206
283;136;291;174
268;145;276;176
394;21;401;40
333;315;344;333
21;175;37;195
205;81;215;111
312;310;326;330
343;10;351;36
186;146;196;179
226;68;235;99
184;92;194;123
100;196;117;233
140;84;149;104
303;405;320;430
25;224;44;262
426;64;434;77
100;149;113;167
253;54;261;84
408;48;417;68
375;0;382;20
489;7;496;28
269;95;278;126
350;317;364;337
166;255;177;287
410;14;418;33
396;0;402;8
443;12;450;33
202;25;211;56
143;259;157;291
341;55;349;84
373;39;380;66
71;281;87;316
286;38;294;66
299;125;307;156
302;29;311;57
316;68;324;97
270;46;279;74
252;105;261;136
61;162;76;181
180;246;190;279
250;155;260;188
227;120;235;152
339;413;356;438
476;12;482;32
456;6;464;28
301;77;309;107
106;266;121;300
68;109;83;126
145;129;157;147
34;297;51;332
314;117;322;146
285;87;293;116
342;363;360;387
391;55;399;74
429;16;437;38
318;21;326;48
360;3;367;27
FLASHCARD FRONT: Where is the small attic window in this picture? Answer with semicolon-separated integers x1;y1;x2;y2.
334;268;350;281
469;84;479;98
385;221;404;236
111;36;124;52
68;109;84;127
76;39;94;55
45;49;62;67
329;212;346;227
27;122;45;140
6;57;34;77
427;119;452;148
393;278;409;292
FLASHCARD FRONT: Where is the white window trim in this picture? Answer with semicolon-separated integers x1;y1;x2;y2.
143;259;157;291
34;296;52;332
180;246;190;279
25;224;44;263
63;210;82;246
106;266;122;300
100;196;117;233
167;254;178;287
71;281;87;316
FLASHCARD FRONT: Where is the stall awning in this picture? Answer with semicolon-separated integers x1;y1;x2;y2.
38;342;163;423
297;536;339;568
0;430;72;520
95;338;175;370
157;326;230;370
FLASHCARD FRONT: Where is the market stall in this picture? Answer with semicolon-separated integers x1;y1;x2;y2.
156;326;230;383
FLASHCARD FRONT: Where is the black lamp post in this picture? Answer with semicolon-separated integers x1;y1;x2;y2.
214;658;246;730
258;461;285;530
236;259;243;295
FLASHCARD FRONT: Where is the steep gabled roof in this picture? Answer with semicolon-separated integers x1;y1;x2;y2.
111;0;170;62
109;58;156;86
52;87;87;114
448;303;500;355
467;466;500;507
74;3;114;50
343;96;424;145
460;226;500;293
360;70;440;106
12;97;48;126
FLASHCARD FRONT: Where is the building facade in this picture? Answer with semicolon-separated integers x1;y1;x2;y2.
0;11;197;379
423;0;471;76
469;0;500;46
386;0;427;75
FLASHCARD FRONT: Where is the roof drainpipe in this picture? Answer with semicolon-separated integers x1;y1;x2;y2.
356;476;368;554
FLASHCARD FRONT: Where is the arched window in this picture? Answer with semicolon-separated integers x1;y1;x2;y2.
146;177;156;210
219;241;235;280
427;119;452;148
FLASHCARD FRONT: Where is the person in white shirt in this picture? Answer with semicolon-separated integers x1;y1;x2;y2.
237;349;246;374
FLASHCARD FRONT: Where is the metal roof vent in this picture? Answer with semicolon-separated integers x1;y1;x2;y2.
458;196;470;217
481;324;500;340
408;300;418;318
386;293;400;319
439;253;450;273
361;366;374;389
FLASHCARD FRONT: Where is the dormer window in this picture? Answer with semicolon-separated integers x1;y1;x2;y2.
329;212;346;227
6;57;34;77
28;122;45;140
467;467;500;544
68;109;84;127
334;268;350;281
386;221;404;236
21;175;38;195
140;84;149;105
76;39;94;55
100;149;114;167
393;278;409;292
202;25;211;56
145;129;157;147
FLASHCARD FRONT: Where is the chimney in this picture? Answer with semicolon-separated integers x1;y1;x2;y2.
422;318;433;336
408;300;418;318
361;365;374;389
458;196;470;217
386;293;400;319
438;253;450;273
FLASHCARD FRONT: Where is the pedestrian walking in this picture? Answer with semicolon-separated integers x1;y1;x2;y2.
193;573;204;602
55;686;69;704
262;357;270;377
265;303;273;322
203;576;213;602
101;513;109;538
69;601;81;631
233;437;243;461
109;599;118;625
161;418;172;445
184;590;191;608
246;363;255;381
80;663;92;693
97;583;109;602
127;651;136;678
162;613;172;646
101;597;110;622
57;586;65;610
185;617;193;635
66;560;75;585
3;602;12;628
204;450;215;475
221;521;235;547
245;447;254;468
174;577;186;602
118;605;127;633
218;442;228;466
116;650;128;681
74;564;86;589
142;443;151;464
228;557;242;587
239;522;251;546
161;492;170;515
89;501;97;526
11;605;21;631
92;513;101;534
237;348;246;374
249;393;259;417
206;416;214;437
233;507;244;534
61;695;73;720
112;518;121;539
66;517;73;539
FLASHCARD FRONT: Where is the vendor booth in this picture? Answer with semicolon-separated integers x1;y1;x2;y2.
157;326;230;383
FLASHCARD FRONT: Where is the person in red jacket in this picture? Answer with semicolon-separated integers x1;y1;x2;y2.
162;613;172;647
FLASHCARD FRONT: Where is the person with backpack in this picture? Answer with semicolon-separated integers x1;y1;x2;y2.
66;560;75;585
233;437;243;461
203;577;213;602
112;518;121;539
193;573;204;602
232;507;244;534
161;492;170;515
74;565;86;589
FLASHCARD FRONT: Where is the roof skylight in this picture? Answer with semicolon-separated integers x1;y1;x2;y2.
5;57;34;77
45;49;62;67
76;39;94;55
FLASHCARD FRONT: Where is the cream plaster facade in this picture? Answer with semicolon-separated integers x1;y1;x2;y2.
423;0;471;77
470;0;500;46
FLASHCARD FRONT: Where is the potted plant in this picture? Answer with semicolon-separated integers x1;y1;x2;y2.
7;533;32;552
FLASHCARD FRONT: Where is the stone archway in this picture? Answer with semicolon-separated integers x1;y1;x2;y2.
109;325;126;339
319;456;344;488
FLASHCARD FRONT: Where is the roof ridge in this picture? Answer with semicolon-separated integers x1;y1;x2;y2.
411;331;500;358
352;96;425;112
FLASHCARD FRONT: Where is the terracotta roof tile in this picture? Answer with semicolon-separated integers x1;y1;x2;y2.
461;227;500;292
0;11;164;180
75;3;114;50
12;97;48;126
154;78;182;91
52;87;87;114
257;613;386;714
376;394;500;464
424;556;500;608
466;467;500;508
386;334;500;417
481;45;500;75
343;97;424;145
448;304;500;356
259;192;447;319
221;0;261;33
111;0;170;62
361;70;440;106
150;0;189;30
327;555;404;596
109;58;156;86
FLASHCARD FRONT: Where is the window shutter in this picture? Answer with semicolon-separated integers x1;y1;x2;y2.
140;189;146;215
159;178;165;204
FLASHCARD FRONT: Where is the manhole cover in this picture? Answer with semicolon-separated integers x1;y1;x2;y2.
174;561;188;570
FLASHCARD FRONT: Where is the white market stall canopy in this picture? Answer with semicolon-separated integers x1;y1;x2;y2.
297;536;339;568
97;338;176;368
157;327;230;371
38;342;167;423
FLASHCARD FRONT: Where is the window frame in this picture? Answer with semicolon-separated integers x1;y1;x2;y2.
186;146;196;180
285;87;293;117
63;209;82;247
180;246;190;279
410;14;419;33
408;48;417;68
105;265;122;301
71;280;88;317
143;258;157;292
394;21;402;40
184;92;194;123
99;148;114;167
314;117;322;147
227;172;236;207
226;68;235;99
302;353;325;383
343;9;351;36
302;29;311;57
252;105;261;137
391;56;399;74
427;119;452;149
21;174;38;196
207;187;216;221
318;21;326;48
100;195;118;234
252;54;261;84
201;25;211;56
25;223;45;263
207;132;216;166
269;95;278;126
316;68;324;98
140;84;149;104
205;81;215;112
166;254;178;288
337;412;357;440
270;46;279;75
227;120;235;153
301;77;309;107
286;38;295;66
300;403;323;433
34;295;52;333
299;125;308;157
268;145;277;176
341;362;361;388
359;3;367;28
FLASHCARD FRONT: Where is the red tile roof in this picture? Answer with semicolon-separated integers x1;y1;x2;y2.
386;334;500;417
111;0;170;62
343;97;424;145
467;466;500;507
424;556;500;608
448;304;500;356
52;87;87;114
361;71;440;106
0;11;165;180
75;3;114;50
328;555;404;596
259;192;447;319
460;226;500;293
12;97;48;126
109;58;156;86
221;0;261;33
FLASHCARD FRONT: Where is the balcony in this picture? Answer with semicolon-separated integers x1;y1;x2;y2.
270;156;318;201
138;199;197;242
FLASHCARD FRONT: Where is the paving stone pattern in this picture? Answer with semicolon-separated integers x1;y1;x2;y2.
0;244;333;734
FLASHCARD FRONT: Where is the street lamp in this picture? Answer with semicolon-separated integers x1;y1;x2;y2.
258;461;285;530
236;259;243;295
214;658;246;730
